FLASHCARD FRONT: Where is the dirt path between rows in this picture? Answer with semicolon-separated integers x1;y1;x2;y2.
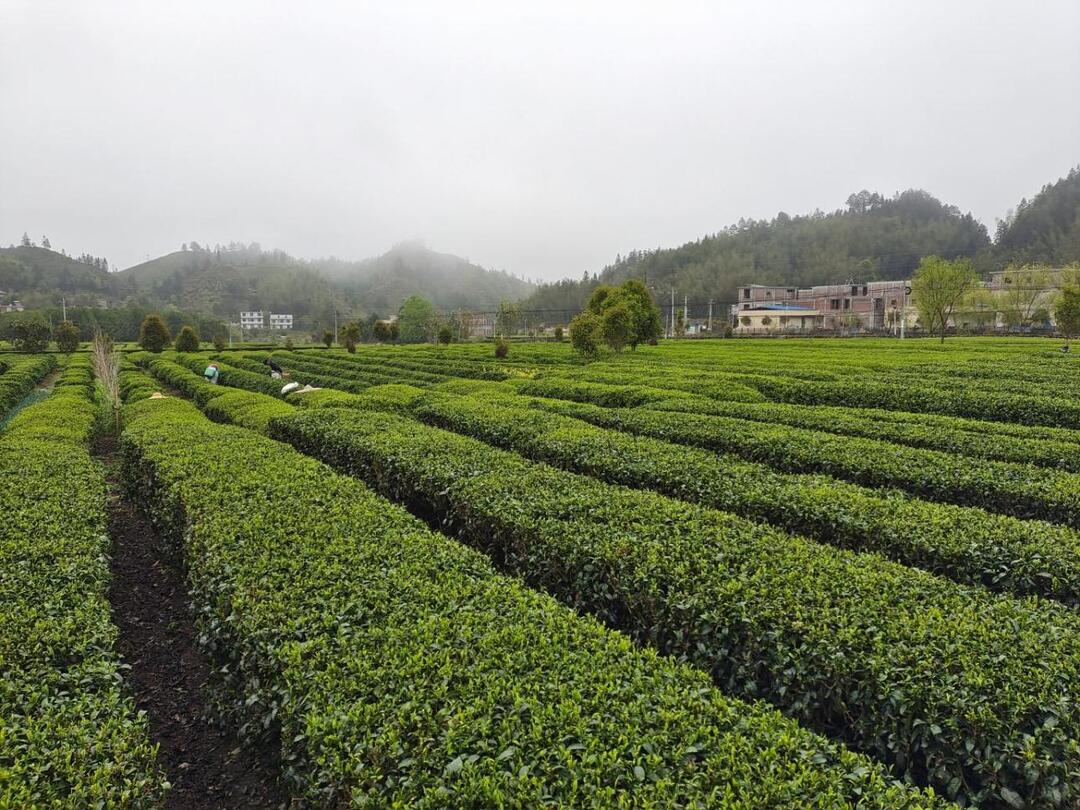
96;435;288;809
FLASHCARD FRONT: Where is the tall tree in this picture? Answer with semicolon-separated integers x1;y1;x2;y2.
1055;285;1080;347
997;265;1055;328
911;256;977;342
398;295;439;343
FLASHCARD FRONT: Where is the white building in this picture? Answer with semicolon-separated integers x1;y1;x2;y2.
240;311;265;330
268;313;294;330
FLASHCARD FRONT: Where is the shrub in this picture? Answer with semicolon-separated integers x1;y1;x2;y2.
138;314;171;353
553;325;563;342
119;390;939;808
174;325;200;352
4;316;50;353
0;365;165;805
568;312;603;357
284;337;295;350
437;325;452;345
0;355;57;414
494;338;509;359
54;320;80;352
270;404;1080;808
213;332;228;351
322;331;334;348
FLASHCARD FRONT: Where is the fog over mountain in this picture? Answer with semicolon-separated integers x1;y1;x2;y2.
2;1;1078;281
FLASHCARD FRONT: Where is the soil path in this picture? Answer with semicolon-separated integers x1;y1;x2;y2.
96;436;288;809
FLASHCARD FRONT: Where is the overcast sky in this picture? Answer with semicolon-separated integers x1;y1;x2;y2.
2;1;1078;279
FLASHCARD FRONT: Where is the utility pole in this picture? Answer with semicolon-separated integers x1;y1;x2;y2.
683;294;688;334
900;284;910;340
333;305;338;346
708;299;713;332
670;288;675;338
61;297;66;321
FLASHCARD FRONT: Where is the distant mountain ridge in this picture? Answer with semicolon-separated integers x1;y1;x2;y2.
0;242;534;327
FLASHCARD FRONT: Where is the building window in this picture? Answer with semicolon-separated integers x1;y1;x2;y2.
843;299;851;310
830;298;840;310
743;288;751;299
850;285;858;295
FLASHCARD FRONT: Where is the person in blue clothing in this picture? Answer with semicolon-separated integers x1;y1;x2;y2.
203;363;221;384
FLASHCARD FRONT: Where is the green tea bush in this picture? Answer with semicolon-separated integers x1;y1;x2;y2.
118;395;937;808
269;406;1080;807
415;393;1080;604
0;360;164;806
0;355;56;417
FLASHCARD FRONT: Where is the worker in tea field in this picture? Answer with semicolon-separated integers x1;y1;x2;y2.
203;363;221;384
265;356;285;379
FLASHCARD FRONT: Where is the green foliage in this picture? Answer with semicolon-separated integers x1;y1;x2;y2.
397;295;439;343
119;384;939;808
137;314;171;352
284;337;295;350
0;359;165;805
524;189;990;311
1055;286;1080;342
437;325;453;345
495;299;519;337
568;312;603;357
494;337;509;358
911;256;977;342
174;324;200;352
586;279;663;350
553;325;563;342
54;320;80;352
0;355;57;415
339;321;362;353
213;331;228;351
994;166;1080;267
322;330;334;348
271;403;1080;807
4;316;50;353
599;303;634;352
372;320;398;343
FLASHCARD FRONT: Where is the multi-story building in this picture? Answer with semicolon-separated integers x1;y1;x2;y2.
239;311;265;331
268;313;293;330
732;281;914;334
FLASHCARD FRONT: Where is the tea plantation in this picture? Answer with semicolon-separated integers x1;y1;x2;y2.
6;337;1080;807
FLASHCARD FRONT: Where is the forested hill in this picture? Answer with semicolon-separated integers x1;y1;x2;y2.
524;189;990;310
0;246;116;306
993;167;1080;267
314;241;534;314
115;241;532;319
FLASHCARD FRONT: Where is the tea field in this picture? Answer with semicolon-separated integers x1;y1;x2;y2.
5;337;1080;807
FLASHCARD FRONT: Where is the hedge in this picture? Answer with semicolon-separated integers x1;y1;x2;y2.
744;374;1080;428
0;355;56;418
0;357;165;806
117;394;936;808
529;399;1080;527
267;405;1080;807
410;392;1080;604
